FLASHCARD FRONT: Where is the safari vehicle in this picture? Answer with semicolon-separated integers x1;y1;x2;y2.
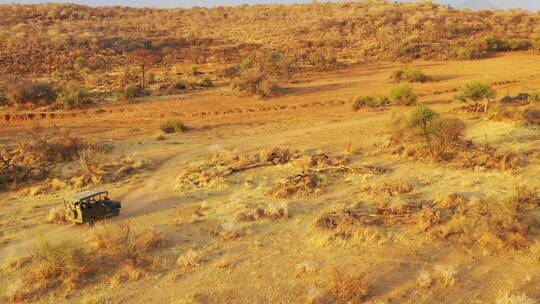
64;189;122;225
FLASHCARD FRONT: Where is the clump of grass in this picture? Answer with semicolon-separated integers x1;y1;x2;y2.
495;292;536;304
160;119;186;134
416;269;432;288
434;264;458;287
391;66;433;83
176;249;203;268
327;267;370;303
388;83;417;105
270;172;324;198
219;220;244;240
351;95;388;111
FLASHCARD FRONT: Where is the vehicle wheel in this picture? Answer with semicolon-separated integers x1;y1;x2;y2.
87;217;96;227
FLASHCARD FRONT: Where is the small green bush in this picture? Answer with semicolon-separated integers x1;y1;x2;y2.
456;81;496;112
389;83;417;106
160;119;186;134
507;39;532;51
57;84;92;108
392;104;466;160
391;66;432;83
485;36;510;52
123;85;142;100
455;43;488;60
351;95;388;111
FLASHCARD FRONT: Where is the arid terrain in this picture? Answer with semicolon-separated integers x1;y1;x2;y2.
0;48;539;303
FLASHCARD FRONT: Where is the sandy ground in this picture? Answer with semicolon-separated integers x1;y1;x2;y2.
0;52;540;303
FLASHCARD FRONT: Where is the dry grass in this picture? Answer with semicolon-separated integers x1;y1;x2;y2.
236;202;289;222
327;266;370;303
218;220;244;241
270;172;324;198
4;222;167;302
176;249;203;268
495;293;537;304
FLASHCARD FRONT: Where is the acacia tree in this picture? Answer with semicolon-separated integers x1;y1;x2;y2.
457;81;496;112
127;49;160;89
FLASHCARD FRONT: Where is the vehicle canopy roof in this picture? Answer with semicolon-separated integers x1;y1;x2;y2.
66;189;108;203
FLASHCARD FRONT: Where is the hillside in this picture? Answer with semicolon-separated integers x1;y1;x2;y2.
0;1;539;75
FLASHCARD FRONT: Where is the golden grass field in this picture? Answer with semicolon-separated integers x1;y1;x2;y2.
1;52;540;303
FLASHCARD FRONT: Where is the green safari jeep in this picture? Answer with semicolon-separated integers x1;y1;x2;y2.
63;189;122;225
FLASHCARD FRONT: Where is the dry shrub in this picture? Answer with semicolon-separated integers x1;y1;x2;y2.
316;207;378;230
433;265;458;287
218;220;244;241
5;241;93;302
427;194;534;251
109;261;145;287
236;202;289;221
327;267;370;303
231;69;280;98
270;172;324;198
495;293;536;304
178;148;297;190
317;189;539;252
416;269;432;289
361;179;412;197
79;147;106;186
454;145;527;171
0;125;84;190
351;95;389;111
176;249;202;268
160;119;186;134
491;105;540;126
4;222;166;302
310;153;347;167
259;147;295;165
90;222;166;266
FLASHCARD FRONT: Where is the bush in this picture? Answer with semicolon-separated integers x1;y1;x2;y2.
57;84;92;108
174;79;190;90
507;38;532;51
160;119;186;134
391;104;466;160
456;81;496;112
533;37;540;52
123;84;142;100
530;91;540;102
455;42;488;60
3;77;56;106
389;83;417;105
485;36;510;52
231;69;279;98
351;95;388;111
196;77;213;88
308;52;339;71
391;66;432;83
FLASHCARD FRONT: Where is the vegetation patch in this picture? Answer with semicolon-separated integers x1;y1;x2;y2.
270;172;324;198
391;66;433;83
388;83;417;106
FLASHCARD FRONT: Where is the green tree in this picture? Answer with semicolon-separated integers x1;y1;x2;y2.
456;81;496;112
